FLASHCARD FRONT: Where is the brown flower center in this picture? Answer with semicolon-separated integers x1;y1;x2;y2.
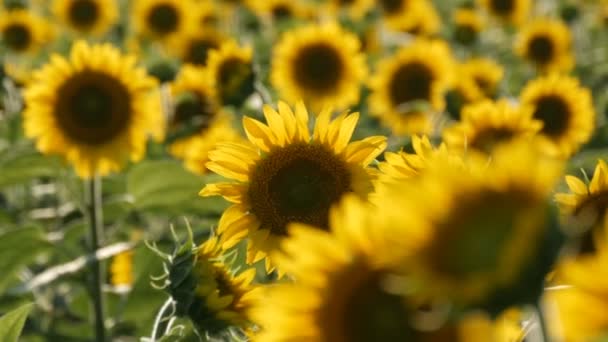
489;0;515;15
292;43;344;93
532;95;570;137
389;62;434;108
185;38;219;66
68;0;99;29
3;24;31;51
470;127;516;154
527;35;555;65
380;0;406;15
147;3;179;35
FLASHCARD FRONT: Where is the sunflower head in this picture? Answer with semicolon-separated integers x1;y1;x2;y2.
325;0;373;20
169;28;225;67
380;142;564;313
453;8;484;45
134;0;194;41
443;99;542;155
200;101;387;272
23;41;163;178
53;0;118;36
478;0;531;25
519;74;595;157
368;39;454;135
515;19;574;73
250;0;312;22
0;9;48;54
385;0;441;36
271;22;368;112
206;41;255;107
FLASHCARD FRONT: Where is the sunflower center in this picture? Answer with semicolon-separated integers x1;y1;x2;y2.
527;35;554;65
489;0;514;15
389;62;434;108
3;24;31;51
573;191;608;229
293;43;344;92
342;272;413;342
470;127;516;153
454;24;477;45
473;76;495;97
248;143;352;236
55;71;131;145
216;57;255;106
68;0;99;28
272;5;292;19
532;95;570;137
147;4;179;35
172;91;215;133
185;39;219;66
380;0;405;14
425;188;535;277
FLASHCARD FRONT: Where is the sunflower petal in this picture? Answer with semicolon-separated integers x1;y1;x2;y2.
243;117;275;152
343;136;387;165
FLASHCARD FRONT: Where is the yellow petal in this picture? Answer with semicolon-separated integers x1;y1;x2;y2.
243;117;275;152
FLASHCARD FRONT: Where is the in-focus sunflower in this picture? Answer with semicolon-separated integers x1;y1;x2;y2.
23;41;162;178
515;18;574;73
252;196;514;342
381;142;563;312
555;159;608;232
206;41;255;107
52;0;118;36
453;8;484;45
169;28;225;67
271;22;367;112
110;250;134;289
0;9;48;54
443;99;542;155
478;0;530;25
133;0;194;41
200;101;387;272
368;39;454;134
519;74;595;157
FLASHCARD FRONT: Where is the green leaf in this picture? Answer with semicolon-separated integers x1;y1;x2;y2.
0;146;61;188
0;303;34;342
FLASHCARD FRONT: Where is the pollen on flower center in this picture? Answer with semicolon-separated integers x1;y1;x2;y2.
532;95;570;137
293;43;344;92
248;143;352;236
389;62;434;108
55;71;131;145
68;0;99;27
147;4;179;34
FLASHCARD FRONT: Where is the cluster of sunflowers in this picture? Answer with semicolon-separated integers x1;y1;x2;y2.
2;0;608;341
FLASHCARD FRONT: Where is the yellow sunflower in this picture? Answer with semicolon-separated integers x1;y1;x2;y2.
385;0;441;36
453;8;484;45
52;0;118;36
252;196;518;341
519;74;595;157
0;9;49;54
325;0;373;20
478;0;530;25
205;41;256;107
133;0;195;42
515;18;574;73
168;28;225;67
194;0;220;27
271;22;367;112
380;142;563;309
443;99;542;155
110;250;134;288
249;0;312;22
199;101;387;272
368;39;454;135
23;41;163;178
455;58;504;103
555;159;608;232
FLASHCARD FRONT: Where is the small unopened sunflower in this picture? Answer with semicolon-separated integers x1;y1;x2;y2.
206;41;255;107
520;74;595;157
453;8;484;45
52;0;118;36
381;142;563;312
555;159;608;231
271;22;367;112
23;41;162;178
133;0;194;41
169;28;225;67
110;250;134;289
368;39;454;134
0;9;49;54
478;0;530;25
200;101;387;272
515;18;574;73
443;99;542;155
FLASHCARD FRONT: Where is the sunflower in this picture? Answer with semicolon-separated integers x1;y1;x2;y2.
169;28;225;67
478;0;530;25
52;0;118;36
194;0;220;27
133;0;194;41
519;74;595;157
271;22;367;112
325;0;373;20
0;9;48;54
380;142;562;311
249;0;312;22
384;0;441;36
515;18;574;73
252;196;516;341
453;8;484;45
368;39;454;135
443;99;542;155
555;159;608;232
205;41;256;107
200;101;387;272
109;250;134;288
23;41;162;178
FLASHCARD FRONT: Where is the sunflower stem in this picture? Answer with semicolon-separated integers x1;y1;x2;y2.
87;175;106;342
534;302;549;342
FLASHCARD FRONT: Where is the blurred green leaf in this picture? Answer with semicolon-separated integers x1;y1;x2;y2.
0;147;61;189
0;302;33;342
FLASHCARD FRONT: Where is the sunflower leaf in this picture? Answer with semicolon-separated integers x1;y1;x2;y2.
0;303;34;342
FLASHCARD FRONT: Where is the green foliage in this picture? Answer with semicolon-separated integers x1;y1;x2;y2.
0;303;34;342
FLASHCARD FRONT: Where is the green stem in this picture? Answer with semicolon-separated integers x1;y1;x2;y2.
87;176;105;342
535;302;549;342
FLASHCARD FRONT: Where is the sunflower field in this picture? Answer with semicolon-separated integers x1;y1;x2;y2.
2;0;608;341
